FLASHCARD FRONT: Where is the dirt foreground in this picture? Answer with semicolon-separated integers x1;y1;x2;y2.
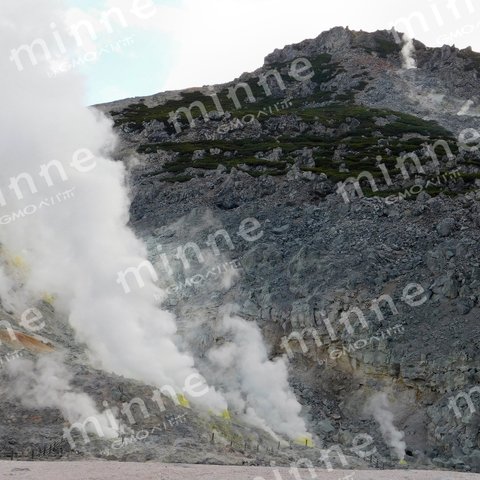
1;462;480;480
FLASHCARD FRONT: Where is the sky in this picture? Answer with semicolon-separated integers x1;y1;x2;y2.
58;0;480;104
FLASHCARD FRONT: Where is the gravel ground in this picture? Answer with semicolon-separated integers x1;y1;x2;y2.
1;462;480;480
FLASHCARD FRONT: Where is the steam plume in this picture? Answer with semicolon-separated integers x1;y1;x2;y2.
6;354;118;439
366;393;406;461
0;0;225;413
0;0;308;442
206;306;310;440
401;34;417;70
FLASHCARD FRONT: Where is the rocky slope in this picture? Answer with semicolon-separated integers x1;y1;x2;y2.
2;27;480;473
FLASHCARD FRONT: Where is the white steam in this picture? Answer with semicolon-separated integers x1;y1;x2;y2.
0;0;309;442
0;0;225;413
206;306;309;440
366;393;406;461
401;34;417;70
6;354;117;439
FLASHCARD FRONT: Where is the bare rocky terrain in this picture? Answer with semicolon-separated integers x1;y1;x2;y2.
2;27;480;474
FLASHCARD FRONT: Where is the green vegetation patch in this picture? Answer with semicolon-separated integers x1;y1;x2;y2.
126;97;459;185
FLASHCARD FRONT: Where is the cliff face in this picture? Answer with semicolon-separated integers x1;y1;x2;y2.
2;27;480;471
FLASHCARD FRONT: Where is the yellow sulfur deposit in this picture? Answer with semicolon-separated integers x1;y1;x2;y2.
221;409;231;420
295;436;314;447
177;393;190;408
12;255;26;269
0;247;29;275
42;293;56;305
